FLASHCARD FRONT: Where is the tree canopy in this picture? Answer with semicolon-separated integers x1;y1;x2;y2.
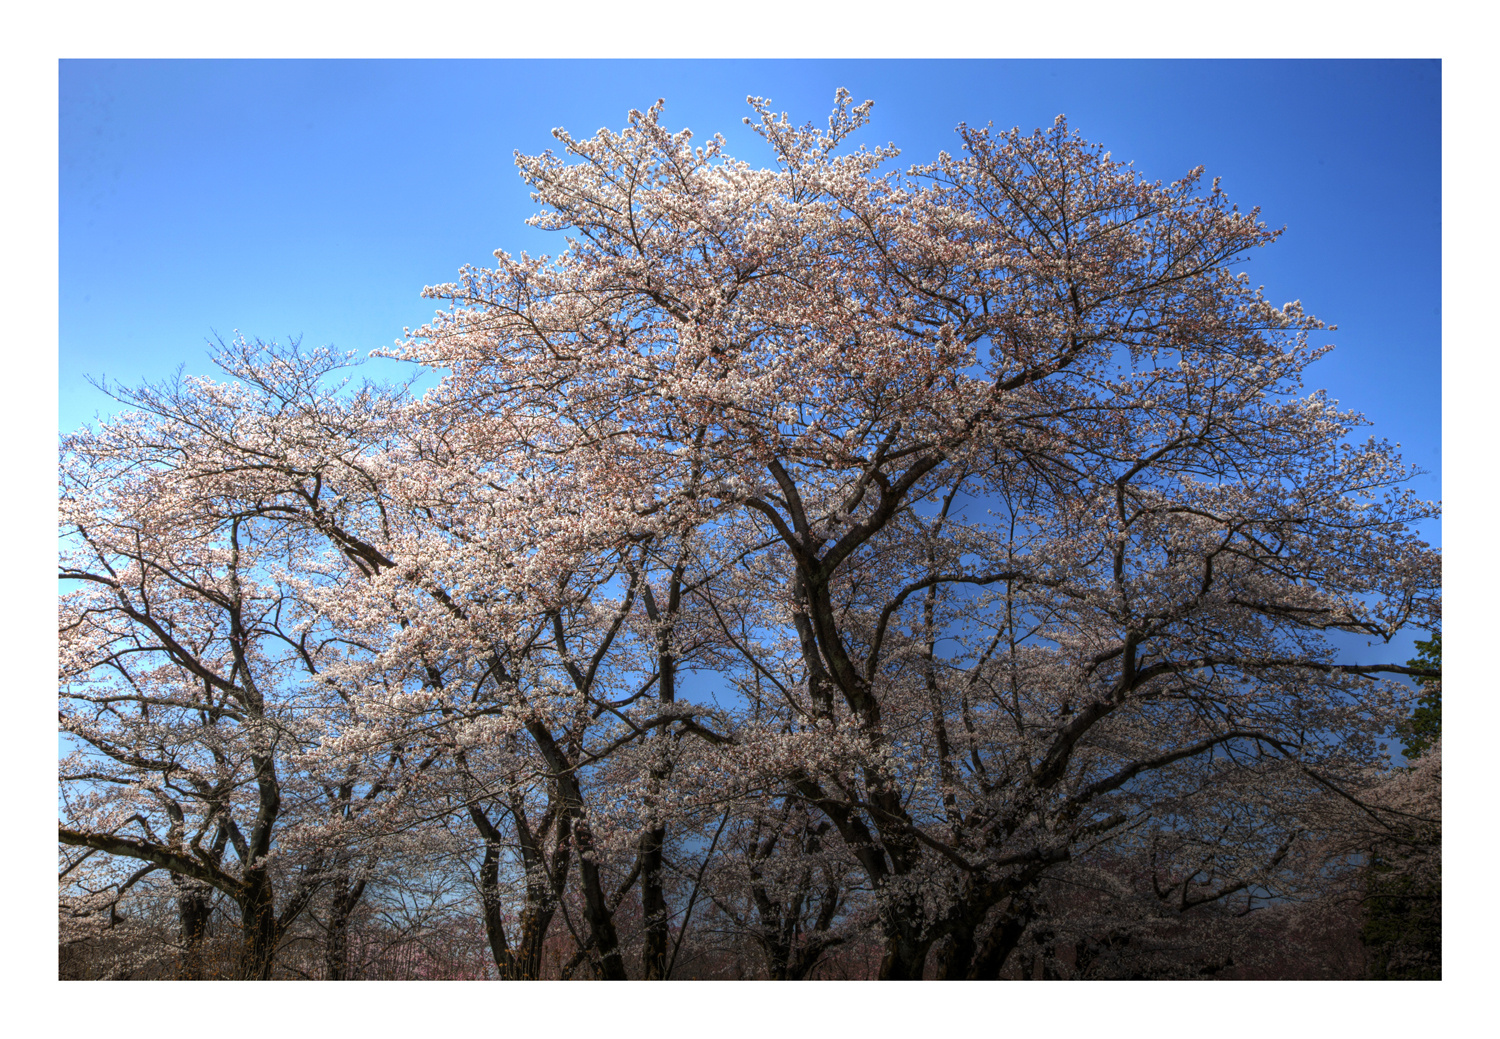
58;93;1440;981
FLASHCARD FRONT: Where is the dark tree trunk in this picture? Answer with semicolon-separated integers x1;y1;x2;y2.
324;905;351;980
175;881;214;980
523;720;628;979
932;929;976;980
638;570;683;981
238;878;279;980
508;904;555;980
324;903;351;980
475;839;514;977
511;806;573;980
475;844;565;981
877;929;933;980
576;845;628;979
969;905;1033;979
639;824;669;979
324;870;368;981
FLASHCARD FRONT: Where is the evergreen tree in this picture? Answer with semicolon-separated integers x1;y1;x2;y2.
1363;631;1441;979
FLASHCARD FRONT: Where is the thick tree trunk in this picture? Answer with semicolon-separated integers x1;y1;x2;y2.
476;835;565;980
760;929;817;980
325;902;352;980
968;907;1032;979
523;720;627;979
238;880;279;980
576;847;628;979
764;940;792;981
324;871;368;981
877;930;933;980
513;808;572;980
509;905;555;980
639;824;669;979
932;929;976;981
639;573;682;981
175;882;214;980
475;841;515;978
785;937;843;980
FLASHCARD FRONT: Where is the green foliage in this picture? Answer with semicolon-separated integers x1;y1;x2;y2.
1362;630;1441;979
1361;864;1441;980
1396;632;1441;760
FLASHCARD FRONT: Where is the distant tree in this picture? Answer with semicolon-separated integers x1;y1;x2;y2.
1396;632;1441;760
1360;631;1441;979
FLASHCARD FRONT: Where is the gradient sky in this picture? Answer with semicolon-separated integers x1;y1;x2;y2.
59;58;1440;541
60;59;1441;506
59;58;1444;672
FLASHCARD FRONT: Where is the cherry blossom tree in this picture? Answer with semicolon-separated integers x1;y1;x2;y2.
59;92;1440;981
58;346;425;978
393;91;1440;979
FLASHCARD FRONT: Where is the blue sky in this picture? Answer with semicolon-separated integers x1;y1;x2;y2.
26;37;1479;1020
59;60;1443;670
61;60;1440;520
